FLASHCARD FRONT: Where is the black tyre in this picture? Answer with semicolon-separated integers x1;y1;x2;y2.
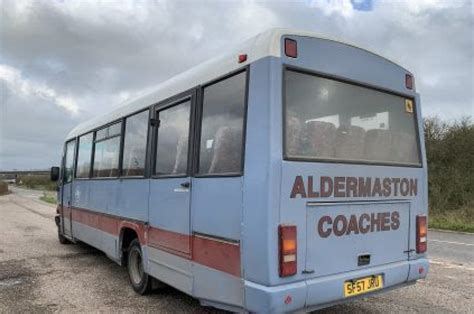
127;238;152;295
58;229;71;244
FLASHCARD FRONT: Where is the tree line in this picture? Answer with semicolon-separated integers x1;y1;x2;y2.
424;116;473;214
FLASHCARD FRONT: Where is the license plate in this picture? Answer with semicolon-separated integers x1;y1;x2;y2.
344;275;383;297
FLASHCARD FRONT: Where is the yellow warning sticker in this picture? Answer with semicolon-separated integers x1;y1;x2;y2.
405;99;414;113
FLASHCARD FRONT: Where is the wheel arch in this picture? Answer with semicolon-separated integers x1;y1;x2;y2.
118;221;146;266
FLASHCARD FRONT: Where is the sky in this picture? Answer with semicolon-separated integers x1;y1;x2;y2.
0;0;473;170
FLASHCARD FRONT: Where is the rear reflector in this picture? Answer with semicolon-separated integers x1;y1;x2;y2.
406;74;413;89
284;38;298;58
279;224;297;277
416;215;427;253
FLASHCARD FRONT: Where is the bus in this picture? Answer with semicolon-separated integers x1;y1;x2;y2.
50;28;429;312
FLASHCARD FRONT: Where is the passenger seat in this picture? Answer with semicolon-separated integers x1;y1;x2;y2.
391;131;418;163
334;125;366;160
364;129;392;161
305;121;337;158
286;116;303;156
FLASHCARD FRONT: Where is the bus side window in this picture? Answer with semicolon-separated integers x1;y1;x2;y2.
63;140;76;184
93;122;122;178
76;133;93;178
155;100;191;176
198;71;246;175
122;110;149;177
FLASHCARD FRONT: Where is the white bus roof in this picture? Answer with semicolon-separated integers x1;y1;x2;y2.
67;28;407;139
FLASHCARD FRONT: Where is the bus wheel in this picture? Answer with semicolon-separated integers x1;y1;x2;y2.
58;229;71;244
127;239;152;295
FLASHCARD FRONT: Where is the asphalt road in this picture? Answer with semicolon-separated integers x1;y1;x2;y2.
1;187;473;313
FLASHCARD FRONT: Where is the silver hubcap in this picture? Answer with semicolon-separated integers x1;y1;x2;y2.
129;247;143;285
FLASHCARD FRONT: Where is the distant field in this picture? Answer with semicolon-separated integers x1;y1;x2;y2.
16;174;57;191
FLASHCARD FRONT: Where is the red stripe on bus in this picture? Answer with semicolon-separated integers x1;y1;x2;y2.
148;227;190;257
61;206;241;277
193;235;241;277
72;207;120;236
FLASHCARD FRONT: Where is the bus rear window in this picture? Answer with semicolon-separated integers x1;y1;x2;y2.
284;69;421;166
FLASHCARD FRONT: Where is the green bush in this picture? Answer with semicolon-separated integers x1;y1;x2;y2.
40;192;57;204
0;182;9;195
18;175;57;191
424;116;474;225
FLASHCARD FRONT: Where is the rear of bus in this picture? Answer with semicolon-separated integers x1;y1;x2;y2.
242;33;428;312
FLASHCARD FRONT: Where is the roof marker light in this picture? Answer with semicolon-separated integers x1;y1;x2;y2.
238;54;247;63
406;74;413;90
285;38;298;58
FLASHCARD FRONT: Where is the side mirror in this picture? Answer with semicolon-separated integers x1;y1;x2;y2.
50;166;60;182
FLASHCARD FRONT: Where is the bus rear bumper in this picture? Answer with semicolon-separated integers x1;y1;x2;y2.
244;258;429;313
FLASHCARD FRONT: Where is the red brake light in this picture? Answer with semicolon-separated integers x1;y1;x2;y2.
238;54;247;63
416;215;427;253
406;74;413;90
285;38;297;58
279;224;297;277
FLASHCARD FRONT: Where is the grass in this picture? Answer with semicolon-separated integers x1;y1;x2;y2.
40;193;57;205
429;208;474;233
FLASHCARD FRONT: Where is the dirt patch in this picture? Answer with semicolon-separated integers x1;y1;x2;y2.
11;200;52;219
24;225;42;233
0;260;48;312
0;260;33;282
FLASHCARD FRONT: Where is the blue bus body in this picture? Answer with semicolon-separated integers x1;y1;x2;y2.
56;29;428;312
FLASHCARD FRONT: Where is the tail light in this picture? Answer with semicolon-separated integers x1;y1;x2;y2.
279;224;297;277
284;38;298;58
416;215;427;253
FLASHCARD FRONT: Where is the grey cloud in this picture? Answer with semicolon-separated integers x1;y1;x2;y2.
259;1;473;118
1;1;256;95
0;0;472;170
0;80;82;169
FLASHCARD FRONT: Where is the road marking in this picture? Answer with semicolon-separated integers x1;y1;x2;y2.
430;239;474;247
429;228;474;235
430;260;474;272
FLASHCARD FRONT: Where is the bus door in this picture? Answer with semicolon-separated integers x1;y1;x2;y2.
148;94;194;255
61;139;76;238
